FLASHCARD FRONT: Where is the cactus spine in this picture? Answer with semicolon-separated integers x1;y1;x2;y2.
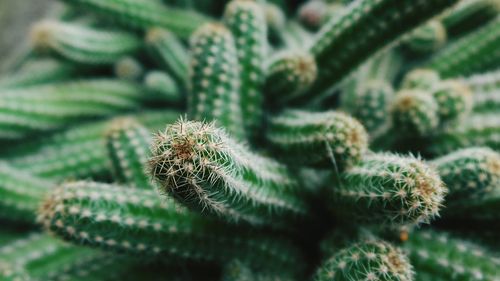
330;153;446;227
149;119;311;227
224;0;267;142
266;110;368;169
314;240;414;281
31;21;142;65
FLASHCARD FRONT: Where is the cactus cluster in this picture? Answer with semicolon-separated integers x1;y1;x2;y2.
1;0;499;280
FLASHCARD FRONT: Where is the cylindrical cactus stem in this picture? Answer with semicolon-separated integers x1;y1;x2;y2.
400;68;441;91
0;163;52;223
145;28;189;87
440;0;500;37
224;0;267;142
149;119;311;227
0;59;79;89
7;110;180;180
266;110;369;170
431;147;500;201
313;240;414;281
221;259;295;281
143;71;183;105
59;0;210;38
341;80;394;136
264;50;317;104
293;0;459;104
390;90;439;137
404;230;500;280
261;2;286;43
431;80;473;124
425;16;500;78
39;181;304;273
330;153;446;227
0;79;147;139
105;118;154;189
461;69;500;93
471;91;500;113
188;23;245;140
402;20;447;55
427;113;500;155
114;56;144;81
30;21;142;65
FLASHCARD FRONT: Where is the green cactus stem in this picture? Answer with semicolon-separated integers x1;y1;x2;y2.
293;0;459;104
188;23;245;139
149;119;311;227
400;68;441;91
30;21;142;65
59;0;211;39
39;181;304;273
404;230;500;281
330;153;446;227
440;0;500;37
114;57;144;81
143;71;183;105
390;90;439;136
461;69;500;93
425;15;500;78
313;240;414;281
264;51;317;104
279;21;314;50
431;80;473;124
471;91;500;113
145;28;189;87
224;0;267;142
221;259;295;281
402;20;447;55
266;110;368;169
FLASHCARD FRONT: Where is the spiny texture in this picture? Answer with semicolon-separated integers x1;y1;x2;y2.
0;79;145;139
471;91;500;113
60;0;210;39
264;50;317;104
149;119;311;227
390;90;439;136
0;163;52;223
105;118;153;189
461;69;500;93
188;23;244;140
6;110;180;180
314;240;414;281
266;110;368;169
31;21;141;65
330;153;446;227
38;181;303;273
402;20;447;55
440;0;500;37
425;15;500;77
427;113;500;155
145;28;189;87
298;0;459;103
341;80;394;136
143;71;183;104
224;0;267;142
404;230;500;281
431;147;500;201
431;80;472;124
401;69;441;91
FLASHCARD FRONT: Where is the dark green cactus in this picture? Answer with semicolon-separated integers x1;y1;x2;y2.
143;71;183;105
401;69;441;91
431;80;473;124
402;20;447;55
390;90;439;136
440;0;500;37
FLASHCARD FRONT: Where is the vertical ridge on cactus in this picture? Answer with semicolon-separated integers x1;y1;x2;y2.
38;181;304;273
266;110;368;169
314;240;414;281
149;119;311;227
30;21;142;65
59;0;211;39
188;23;245;140
330;153;446;227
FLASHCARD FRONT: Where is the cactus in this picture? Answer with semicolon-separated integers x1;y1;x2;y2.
431;80;473;124
298;1;344;30
39;181;304;273
30;21;142;65
114;57;144;81
221;259;294;281
143;71;183;105
224;0;267;142
461;69;500;93
404;230;500;281
188;23;245;139
279;21;314;50
440;0;500;37
330;153;446;227
60;0;211;38
149;119;311;227
0;163;52;223
266;110;368;169
425;15;500;77
313;240;414;281
294;0;459;103
401;69;441;91
471;91;500;113
145;28;189;87
264;51;317;104
390;90;439;136
6;110;180;180
402;20;447;55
